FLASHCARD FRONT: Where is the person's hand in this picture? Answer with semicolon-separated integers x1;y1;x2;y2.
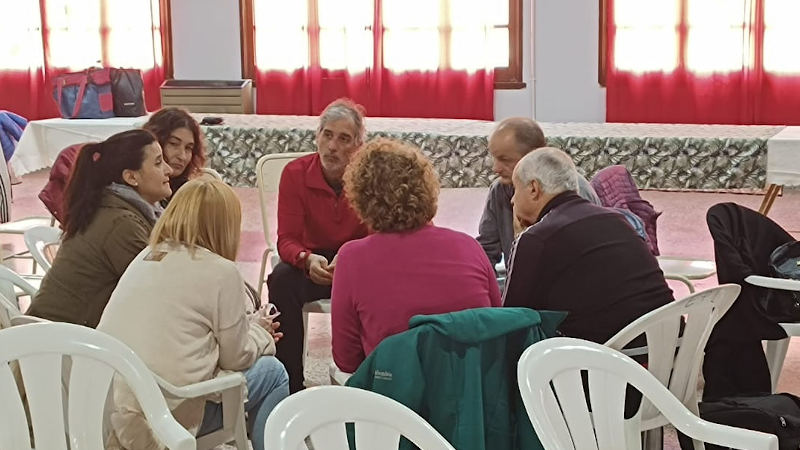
268;320;283;343
326;253;339;275
306;253;333;285
254;316;284;343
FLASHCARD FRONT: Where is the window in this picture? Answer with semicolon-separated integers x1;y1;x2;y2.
763;0;800;73
240;0;524;89
601;0;800;84
45;0;165;71
0;3;44;70
612;0;679;74
0;0;171;74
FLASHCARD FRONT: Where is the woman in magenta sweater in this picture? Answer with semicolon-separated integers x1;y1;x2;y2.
331;138;502;373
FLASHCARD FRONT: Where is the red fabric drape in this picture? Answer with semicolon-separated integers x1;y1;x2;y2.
257;69;494;120
606;0;800;125
0;0;164;121
255;1;494;119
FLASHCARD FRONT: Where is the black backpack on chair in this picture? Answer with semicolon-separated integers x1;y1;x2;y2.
678;393;800;450
762;241;800;323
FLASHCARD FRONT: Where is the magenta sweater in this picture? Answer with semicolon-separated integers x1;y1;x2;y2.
331;224;501;372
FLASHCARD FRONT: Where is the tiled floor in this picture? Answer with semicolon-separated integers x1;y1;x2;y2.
8;169;800;449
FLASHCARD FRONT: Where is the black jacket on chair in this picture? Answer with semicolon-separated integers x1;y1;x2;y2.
704;202;795;399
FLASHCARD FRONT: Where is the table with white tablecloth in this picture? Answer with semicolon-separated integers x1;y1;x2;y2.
10;117;146;176
758;126;800;214
10;115;786;190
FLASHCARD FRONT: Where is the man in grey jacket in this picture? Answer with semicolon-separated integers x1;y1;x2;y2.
477;117;601;270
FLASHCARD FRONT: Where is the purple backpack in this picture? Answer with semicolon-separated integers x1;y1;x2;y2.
590;165;662;256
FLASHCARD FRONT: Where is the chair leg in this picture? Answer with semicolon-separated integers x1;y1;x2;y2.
257;249;269;300
642;427;663;450
218;379;248;450
302;310;310;385
765;337;790;393
759;184;781;216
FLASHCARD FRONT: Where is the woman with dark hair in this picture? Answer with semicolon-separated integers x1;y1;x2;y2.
142;107;206;198
28;129;172;327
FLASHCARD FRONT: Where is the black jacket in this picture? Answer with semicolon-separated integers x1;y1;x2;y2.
503;191;673;344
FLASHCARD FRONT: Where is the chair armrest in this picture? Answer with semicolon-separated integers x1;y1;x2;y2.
678;415;778;450
745;275;800;292
154;372;246;400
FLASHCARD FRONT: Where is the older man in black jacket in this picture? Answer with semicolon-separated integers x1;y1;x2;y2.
503;147;672;344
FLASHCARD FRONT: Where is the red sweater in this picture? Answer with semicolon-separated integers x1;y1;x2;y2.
276;153;368;269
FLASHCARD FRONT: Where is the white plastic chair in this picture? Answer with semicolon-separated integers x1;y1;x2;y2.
658;257;717;293
0;291;20;328
0;216;56;272
604;284;740;449
1;311;248;449
0;264;39;306
517;337;778;450
0;291;46;328
745;274;800;392
0;322;196;450
153;372;248;450
23;225;61;273
264;385;455;450
328;363;353;386
256;152;331;367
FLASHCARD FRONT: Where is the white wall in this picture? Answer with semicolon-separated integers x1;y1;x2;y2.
533;0;605;122
171;0;242;80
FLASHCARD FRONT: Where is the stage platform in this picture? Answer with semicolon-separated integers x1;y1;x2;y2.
11;114;789;190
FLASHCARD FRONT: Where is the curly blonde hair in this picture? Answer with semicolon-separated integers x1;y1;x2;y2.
344;138;439;232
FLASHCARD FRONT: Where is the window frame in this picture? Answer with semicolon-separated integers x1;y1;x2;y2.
239;0;525;90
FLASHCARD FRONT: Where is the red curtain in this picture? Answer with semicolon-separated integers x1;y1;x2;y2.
256;68;494;119
254;1;495;119
0;0;164;121
606;0;800;125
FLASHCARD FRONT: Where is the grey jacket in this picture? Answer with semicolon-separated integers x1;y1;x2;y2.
476;175;601;267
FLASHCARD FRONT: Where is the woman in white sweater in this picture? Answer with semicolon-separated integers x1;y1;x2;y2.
98;178;288;450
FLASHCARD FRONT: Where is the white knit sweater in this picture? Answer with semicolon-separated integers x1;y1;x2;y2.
98;242;274;449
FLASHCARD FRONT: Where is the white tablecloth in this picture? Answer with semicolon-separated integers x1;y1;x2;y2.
11;117;145;175
766;126;800;186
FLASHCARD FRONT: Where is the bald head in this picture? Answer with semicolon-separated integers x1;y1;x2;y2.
489;117;546;183
492;118;546;155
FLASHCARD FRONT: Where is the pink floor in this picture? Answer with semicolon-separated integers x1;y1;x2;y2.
8;169;800;448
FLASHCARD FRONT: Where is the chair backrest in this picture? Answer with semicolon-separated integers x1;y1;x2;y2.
517;337;778;450
0;322;195;450
0;291;20;328
0;264;38;304
590;165;662;255
255;152;314;262
603;284;740;430
264;385;455;450
24;225;62;273
38;143;83;222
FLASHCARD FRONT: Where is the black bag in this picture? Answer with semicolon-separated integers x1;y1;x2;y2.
679;393;800;450
110;68;146;117
762;241;800;323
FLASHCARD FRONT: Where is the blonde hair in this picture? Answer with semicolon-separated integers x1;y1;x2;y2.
150;178;242;261
344;138;439;232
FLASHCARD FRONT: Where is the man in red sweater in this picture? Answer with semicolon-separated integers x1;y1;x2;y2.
267;98;369;392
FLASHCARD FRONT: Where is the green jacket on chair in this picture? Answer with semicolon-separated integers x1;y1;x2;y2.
346;307;566;450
